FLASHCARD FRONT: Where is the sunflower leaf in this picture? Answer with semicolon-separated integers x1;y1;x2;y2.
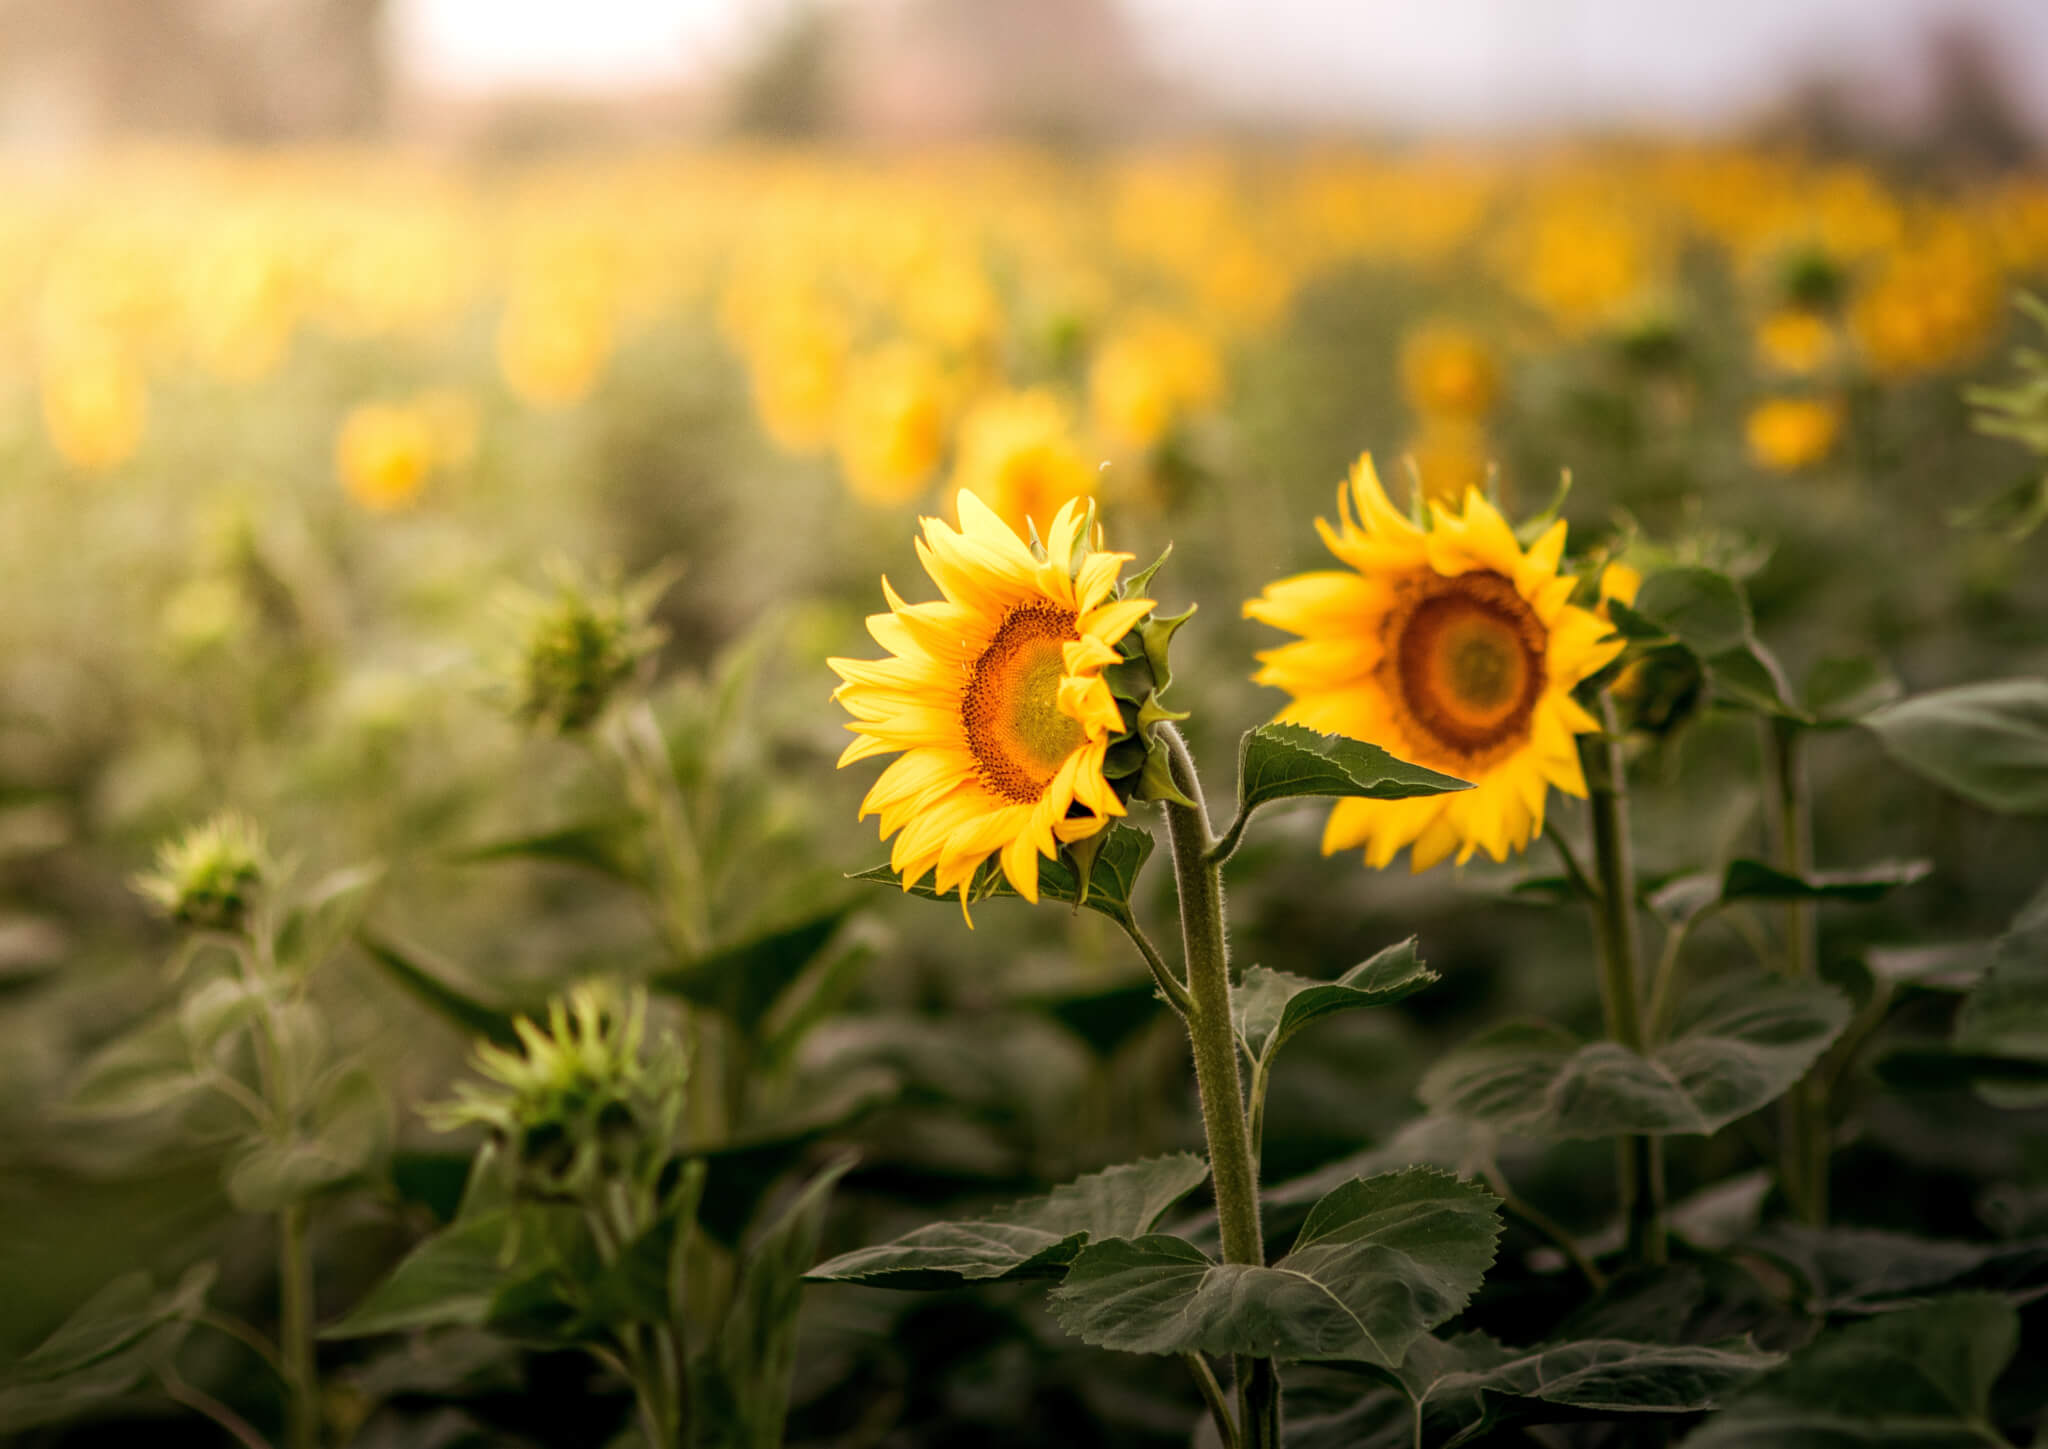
1046;1167;1500;1364
1683;1294;2019;1449
1232;938;1438;1062
805;1153;1209;1289
1419;973;1850;1139
1233;723;1470;830
1865;678;2048;814
849;821;1155;924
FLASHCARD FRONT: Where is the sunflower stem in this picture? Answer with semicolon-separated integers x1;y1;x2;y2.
1762;716;1827;1226
1157;723;1276;1449
1582;692;1665;1268
278;1202;318;1449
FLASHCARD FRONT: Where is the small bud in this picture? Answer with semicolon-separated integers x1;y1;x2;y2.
425;982;686;1204
134;811;271;935
503;563;670;735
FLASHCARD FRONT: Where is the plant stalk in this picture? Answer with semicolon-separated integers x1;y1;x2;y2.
1158;724;1277;1448
1762;717;1827;1225
1582;694;1666;1266
278;1203;318;1449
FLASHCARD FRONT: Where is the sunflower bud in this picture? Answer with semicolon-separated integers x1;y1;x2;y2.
503;564;668;735
426;983;685;1202
134;811;271;935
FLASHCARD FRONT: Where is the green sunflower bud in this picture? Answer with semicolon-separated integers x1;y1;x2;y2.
503;562;671;735
134;811;271;935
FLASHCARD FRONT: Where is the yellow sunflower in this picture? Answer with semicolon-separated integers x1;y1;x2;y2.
1245;454;1621;871
830;492;1153;912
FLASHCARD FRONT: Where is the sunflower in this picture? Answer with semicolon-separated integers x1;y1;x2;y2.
831;492;1153;912
1245;454;1620;871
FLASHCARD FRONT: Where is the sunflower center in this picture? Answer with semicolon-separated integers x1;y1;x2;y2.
1390;569;1547;764
962;604;1085;803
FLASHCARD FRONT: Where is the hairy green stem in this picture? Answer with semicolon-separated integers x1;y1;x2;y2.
1185;1353;1240;1449
1762;717;1827;1225
1118;913;1195;1019
1158;724;1277;1448
1482;1166;1607;1292
1582;694;1666;1266
278;1203;317;1449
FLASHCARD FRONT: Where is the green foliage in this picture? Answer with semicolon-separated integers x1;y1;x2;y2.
1685;1294;2019;1448
1609;567;1799;717
1865;678;2048;813
1287;1332;1782;1449
1419;973;1850;1138
1047;1168;1500;1365
0;1265;215;1433
806;1153;1210;1289
1230;724;1471;832
1233;939;1438;1063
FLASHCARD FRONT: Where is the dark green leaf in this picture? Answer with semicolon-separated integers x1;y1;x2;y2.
849;822;1155;924
651;906;853;1034
274;862;385;971
1234;725;1470;825
1718;858;1932;905
806;1152;1209;1289
694;1158;853;1449
326;1211;532;1338
1047;1167;1499;1365
1685;1294;2018;1449
355;933;525;1048
1618;568;1751;656
1865;678;2048;814
1419;974;1850;1139
1233;938;1437;1062
1705;642;1802;718
1744;1225;2048;1314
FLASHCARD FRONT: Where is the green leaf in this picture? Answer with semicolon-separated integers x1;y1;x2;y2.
806;1152;1210;1289
179;973;273;1058
1803;655;1902;725
1685;1294;2019;1449
1865;678;2048;814
1744;1225;2048;1315
1233;938;1437;1063
65;1013;204;1118
326;1211;529;1338
1611;568;1750;656
1885;880;2048;1105
651;906;852;1034
694;1157;853;1449
274;861;385;971
1717;858;1933;905
849;821;1155;924
1419;973;1850;1139
1705;642;1802;717
452;819;643;884
1234;725;1470;826
0;1264;215;1433
355;933;526;1048
225;1068;390;1212
1047;1167;1500;1365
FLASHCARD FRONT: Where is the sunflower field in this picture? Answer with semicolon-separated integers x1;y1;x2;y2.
6;140;2048;1449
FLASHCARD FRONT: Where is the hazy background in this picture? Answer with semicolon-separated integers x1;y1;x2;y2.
2;0;2046;158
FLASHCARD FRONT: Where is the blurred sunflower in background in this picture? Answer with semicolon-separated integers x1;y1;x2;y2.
830;493;1152;909
1245;454;1620;870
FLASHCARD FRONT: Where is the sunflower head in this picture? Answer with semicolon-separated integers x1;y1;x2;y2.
1244;454;1621;871
830;492;1174;918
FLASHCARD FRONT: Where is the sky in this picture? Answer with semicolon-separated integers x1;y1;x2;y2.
393;0;2048;135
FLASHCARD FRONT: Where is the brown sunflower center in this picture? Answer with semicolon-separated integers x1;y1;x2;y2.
963;604;1085;803
1388;569;1547;766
